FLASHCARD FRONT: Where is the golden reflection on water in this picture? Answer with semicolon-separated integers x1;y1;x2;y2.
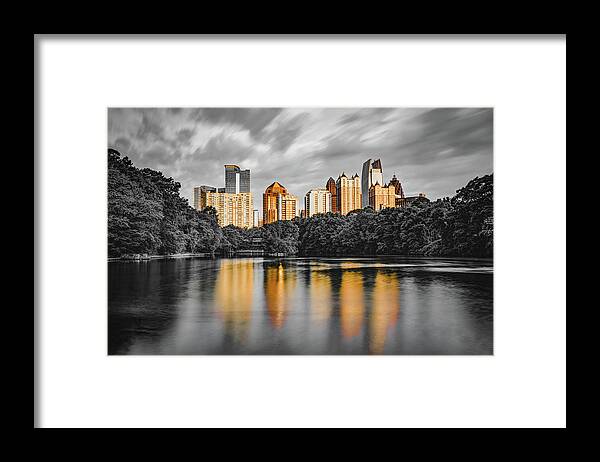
215;259;254;339
369;271;400;354
339;261;363;270
309;271;332;323
339;271;364;338
265;263;297;328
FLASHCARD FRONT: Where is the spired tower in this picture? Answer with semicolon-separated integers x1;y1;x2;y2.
388;173;406;208
326;177;338;213
368;181;396;211
361;158;384;208
336;172;362;215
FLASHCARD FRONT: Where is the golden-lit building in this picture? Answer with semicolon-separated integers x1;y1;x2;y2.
368;182;397;211
304;188;331;217
361;158;384;208
335;173;362;215
387;174;406;208
197;189;254;228
263;181;299;224
325;177;338;214
193;185;215;210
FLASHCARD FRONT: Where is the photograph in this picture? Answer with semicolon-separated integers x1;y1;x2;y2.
108;107;494;355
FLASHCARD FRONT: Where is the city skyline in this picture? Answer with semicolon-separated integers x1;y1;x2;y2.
108;107;493;215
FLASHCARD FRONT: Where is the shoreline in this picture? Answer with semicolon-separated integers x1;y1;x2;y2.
108;254;493;263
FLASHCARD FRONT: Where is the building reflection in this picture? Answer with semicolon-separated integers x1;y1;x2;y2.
215;259;254;341
309;270;332;323
339;271;365;338
264;262;297;328
369;271;400;354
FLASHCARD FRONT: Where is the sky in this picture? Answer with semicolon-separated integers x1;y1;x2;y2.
108;107;493;215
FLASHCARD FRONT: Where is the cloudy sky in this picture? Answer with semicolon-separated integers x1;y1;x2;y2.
108;108;493;214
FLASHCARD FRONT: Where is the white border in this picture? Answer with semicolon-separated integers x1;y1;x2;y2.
36;36;566;428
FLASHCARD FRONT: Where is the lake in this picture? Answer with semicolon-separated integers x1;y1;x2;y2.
108;257;493;355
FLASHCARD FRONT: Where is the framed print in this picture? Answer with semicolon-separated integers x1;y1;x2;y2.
35;34;566;428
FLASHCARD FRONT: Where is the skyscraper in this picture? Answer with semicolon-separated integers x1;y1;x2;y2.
369;182;396;211
336;173;362;215
193;185;216;210
326;177;338;213
224;164;251;194
263;181;298;224
304;188;332;217
387;174;406;208
253;209;260;228
197;189;253;228
361;158;383;208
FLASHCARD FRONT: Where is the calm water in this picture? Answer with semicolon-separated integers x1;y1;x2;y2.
108;257;493;355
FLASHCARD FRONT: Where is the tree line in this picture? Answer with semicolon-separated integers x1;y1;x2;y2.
108;148;492;258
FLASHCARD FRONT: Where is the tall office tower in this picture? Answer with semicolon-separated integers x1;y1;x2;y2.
253;209;260;228
304;188;332;217
387;174;406;208
198;189;253;228
336;173;362;215
193;185;216;210
326;177;338;213
263;181;298;224
361;158;384;208
369;182;397;211
224;164;251;194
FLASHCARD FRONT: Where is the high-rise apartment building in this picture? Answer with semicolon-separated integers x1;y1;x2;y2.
224;164;250;194
326;177;338;213
361;158;384;208
253;209;260;228
304;188;332;217
369;182;397;211
263;181;298;224
197;189;253;228
336;173;362;215
193;185;216;210
279;194;298;221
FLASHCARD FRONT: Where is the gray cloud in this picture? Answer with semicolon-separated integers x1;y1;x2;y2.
176;128;196;143
112;137;131;153
108;107;493;214
191;108;283;139
260;112;309;153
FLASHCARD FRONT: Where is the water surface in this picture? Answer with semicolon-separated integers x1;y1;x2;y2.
108;257;493;355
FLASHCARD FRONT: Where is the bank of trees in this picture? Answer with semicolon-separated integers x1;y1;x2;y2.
108;149;223;257
108;148;493;258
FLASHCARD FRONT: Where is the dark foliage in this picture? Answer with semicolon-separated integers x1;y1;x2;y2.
108;149;222;257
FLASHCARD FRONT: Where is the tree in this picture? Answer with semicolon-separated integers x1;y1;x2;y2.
108;148;224;257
